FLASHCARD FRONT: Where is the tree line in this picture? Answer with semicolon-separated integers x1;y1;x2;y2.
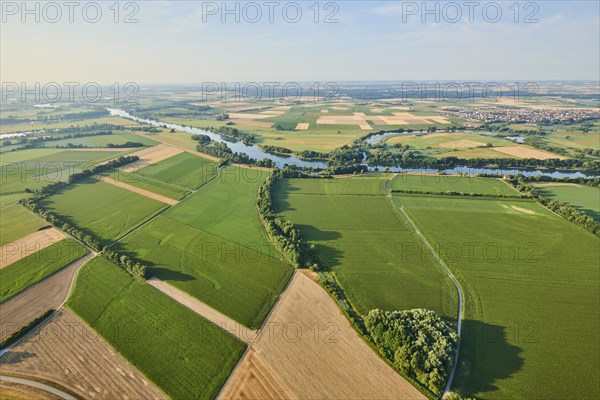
256;168;315;268
391;189;529;199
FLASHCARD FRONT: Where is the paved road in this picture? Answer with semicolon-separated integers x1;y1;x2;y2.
386;175;464;399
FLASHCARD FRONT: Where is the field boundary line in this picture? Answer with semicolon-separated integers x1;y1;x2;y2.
93;175;179;205
146;277;258;343
386;175;464;399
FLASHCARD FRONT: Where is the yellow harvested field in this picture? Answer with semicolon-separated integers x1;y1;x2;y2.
219;349;294;400
295;123;310;130
371;108;383;113
0;310;167;400
438;140;485;149
94;175;178;205
321;109;329;113
219;272;424;400
0;253;93;343
494;146;567;160
1;228;65;269
117;144;184;172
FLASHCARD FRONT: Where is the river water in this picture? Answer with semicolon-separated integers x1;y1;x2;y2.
108;109;599;179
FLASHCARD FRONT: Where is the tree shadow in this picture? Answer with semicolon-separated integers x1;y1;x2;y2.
297;224;344;270
452;319;525;398
150;267;196;282
271;179;300;213
0;351;37;365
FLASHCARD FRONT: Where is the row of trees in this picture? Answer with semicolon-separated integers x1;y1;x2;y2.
508;177;600;236
19;155;149;279
364;309;459;396
391;189;528;199
106;141;144;148
256;171;307;267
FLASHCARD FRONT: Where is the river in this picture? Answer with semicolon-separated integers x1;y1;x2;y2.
108;109;599;179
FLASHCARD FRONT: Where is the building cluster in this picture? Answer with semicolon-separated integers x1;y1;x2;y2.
454;108;600;124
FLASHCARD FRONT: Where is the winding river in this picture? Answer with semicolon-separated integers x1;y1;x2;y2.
108;109;599;179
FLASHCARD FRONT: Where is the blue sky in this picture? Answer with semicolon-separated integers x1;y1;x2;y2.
1;1;599;83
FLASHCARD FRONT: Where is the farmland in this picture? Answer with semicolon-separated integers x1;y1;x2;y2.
40;131;158;148
0;238;88;302
0;309;167;400
394;193;600;399
132;151;216;189
0;204;45;244
272;176;458;319
0;148;128;204
532;182;600;220
118;215;292;328
0;253;94;342
389;174;520;196
165;166;273;249
98;169;188;200
220;272;425;400
386;132;514;149
67;257;246;400
39;179;166;243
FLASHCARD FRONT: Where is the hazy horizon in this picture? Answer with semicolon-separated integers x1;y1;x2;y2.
2;1;599;83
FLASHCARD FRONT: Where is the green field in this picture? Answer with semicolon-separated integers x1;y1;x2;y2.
68;257;245;400
533;183;600;220
0;148;127;204
0;239;88;302
132;152;217;191
0;204;45;244
395;194;600;399
118;215;292;329
273;176;458;319
100;168;189;200
39;179;166;243
165;166;272;249
389;174;520;196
